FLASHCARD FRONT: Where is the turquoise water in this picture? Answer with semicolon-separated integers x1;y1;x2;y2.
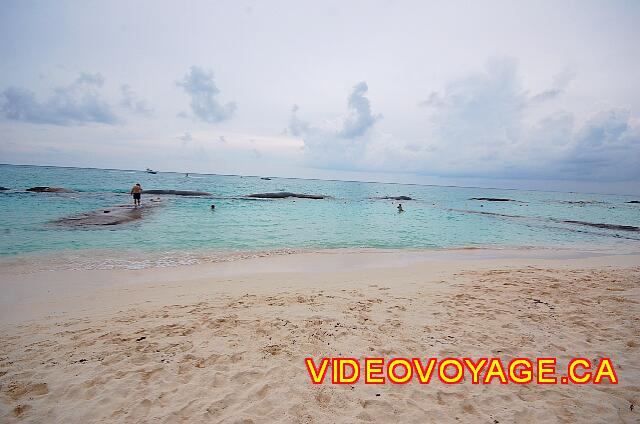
1;164;639;257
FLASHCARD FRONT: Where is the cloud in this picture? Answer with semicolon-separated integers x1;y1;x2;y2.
287;105;309;137
529;68;575;104
177;131;193;146
177;66;236;123
76;72;105;86
287;58;639;182
422;57;526;154
288;81;381;168
559;109;640;180
419;92;443;108
340;82;382;138
0;73;118;125
408;57;640;181
120;84;153;116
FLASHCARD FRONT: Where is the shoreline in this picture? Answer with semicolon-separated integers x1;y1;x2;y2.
2;242;639;273
1;246;639;325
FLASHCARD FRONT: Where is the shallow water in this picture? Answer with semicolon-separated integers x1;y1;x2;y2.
1;164;639;259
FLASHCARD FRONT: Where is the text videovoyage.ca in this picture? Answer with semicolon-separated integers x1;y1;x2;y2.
305;357;618;385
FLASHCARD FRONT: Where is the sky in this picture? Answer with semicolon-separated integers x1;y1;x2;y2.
1;0;639;194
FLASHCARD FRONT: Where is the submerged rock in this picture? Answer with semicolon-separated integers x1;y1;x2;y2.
556;200;603;205
260;177;272;180
247;192;326;199
454;207;640;233
375;196;413;201
470;197;513;202
27;186;74;193
451;208;522;219
628;200;640;204
51;204;158;228
0;186;9;191
142;189;212;196
559;219;639;232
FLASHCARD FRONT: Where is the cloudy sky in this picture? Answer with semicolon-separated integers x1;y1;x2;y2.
1;0;639;194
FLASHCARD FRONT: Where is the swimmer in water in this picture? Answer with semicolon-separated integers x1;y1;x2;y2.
397;203;404;213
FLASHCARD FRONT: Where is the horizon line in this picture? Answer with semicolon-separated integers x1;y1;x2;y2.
0;162;636;198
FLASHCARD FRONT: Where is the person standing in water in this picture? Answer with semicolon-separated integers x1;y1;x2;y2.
397;203;404;213
131;183;142;207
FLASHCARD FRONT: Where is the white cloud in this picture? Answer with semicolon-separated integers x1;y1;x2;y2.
340;82;382;138
413;58;639;181
0;72;118;125
177;66;236;123
177;131;193;147
120;84;153;117
283;58;639;182
289;81;382;169
311;58;640;182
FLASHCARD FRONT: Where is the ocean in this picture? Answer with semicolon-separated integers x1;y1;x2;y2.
1;164;639;267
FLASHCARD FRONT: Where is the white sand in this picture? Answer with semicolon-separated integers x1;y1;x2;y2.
0;248;639;423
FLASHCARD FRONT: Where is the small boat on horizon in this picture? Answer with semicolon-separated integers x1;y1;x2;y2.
146;168;158;174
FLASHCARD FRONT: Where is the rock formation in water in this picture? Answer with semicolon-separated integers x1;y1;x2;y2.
0;186;9;191
247;192;326;199
628;200;640;204
470;197;513;202
559;219;639;232
142;189;212;196
51;204;159;228
452;207;640;234
375;196;413;201
27;186;75;193
556;200;603;205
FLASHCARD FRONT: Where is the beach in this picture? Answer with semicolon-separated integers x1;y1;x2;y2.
1;248;638;423
3;0;640;422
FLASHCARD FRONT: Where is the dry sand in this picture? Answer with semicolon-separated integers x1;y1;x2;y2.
0;249;639;423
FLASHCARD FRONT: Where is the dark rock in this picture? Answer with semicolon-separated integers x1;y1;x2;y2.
247;192;326;199
628;200;640;204
294;193;326;199
0;186;9;191
51;204;159;228
27;186;74;193
449;208;528;219
452;207;640;234
560;219;639;232
376;196;413;201
470;197;513;202
142;189;211;196
260;177;272;180
556;200;602;205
